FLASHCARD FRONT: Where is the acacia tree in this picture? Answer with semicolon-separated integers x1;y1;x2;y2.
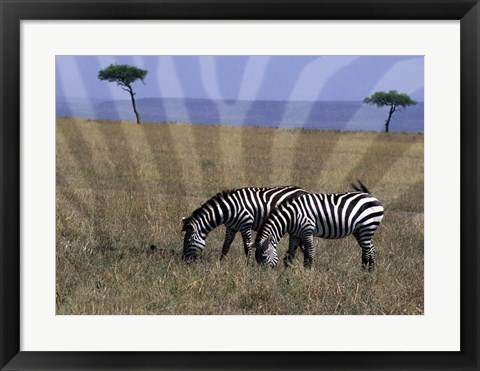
363;90;417;132
98;64;148;124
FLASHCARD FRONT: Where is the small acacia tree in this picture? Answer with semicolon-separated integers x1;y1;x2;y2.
98;64;148;124
363;90;417;132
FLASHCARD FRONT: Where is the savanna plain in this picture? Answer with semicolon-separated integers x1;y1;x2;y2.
56;117;424;315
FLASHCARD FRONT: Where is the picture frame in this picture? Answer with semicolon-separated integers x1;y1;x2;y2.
1;0;478;370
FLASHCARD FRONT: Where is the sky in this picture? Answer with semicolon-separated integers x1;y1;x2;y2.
56;56;424;102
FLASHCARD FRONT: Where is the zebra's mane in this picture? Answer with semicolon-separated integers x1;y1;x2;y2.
182;186;300;232
182;191;228;228
182;188;247;230
254;196;296;245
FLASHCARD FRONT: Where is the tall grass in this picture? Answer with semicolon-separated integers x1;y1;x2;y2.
56;118;424;315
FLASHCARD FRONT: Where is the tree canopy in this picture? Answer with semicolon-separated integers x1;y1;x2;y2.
98;64;148;87
98;64;148;124
363;90;417;108
363;90;417;132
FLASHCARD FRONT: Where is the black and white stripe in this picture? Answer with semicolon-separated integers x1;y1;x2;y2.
254;182;384;270
181;186;306;262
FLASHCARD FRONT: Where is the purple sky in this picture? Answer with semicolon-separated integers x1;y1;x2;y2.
56;56;424;102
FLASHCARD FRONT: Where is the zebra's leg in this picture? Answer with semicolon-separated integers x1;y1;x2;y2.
354;231;377;271
220;228;237;260
301;233;315;269
239;227;254;257
284;235;301;267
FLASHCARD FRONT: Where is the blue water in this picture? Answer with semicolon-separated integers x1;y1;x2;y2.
56;97;424;133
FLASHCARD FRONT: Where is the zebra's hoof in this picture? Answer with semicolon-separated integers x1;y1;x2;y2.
283;256;294;268
303;260;313;269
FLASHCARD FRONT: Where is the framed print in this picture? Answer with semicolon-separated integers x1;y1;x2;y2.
1;0;479;370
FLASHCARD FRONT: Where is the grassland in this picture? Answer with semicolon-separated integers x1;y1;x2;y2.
56;117;424;315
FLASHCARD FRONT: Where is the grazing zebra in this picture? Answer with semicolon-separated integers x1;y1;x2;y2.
254;181;384;270
181;186;307;262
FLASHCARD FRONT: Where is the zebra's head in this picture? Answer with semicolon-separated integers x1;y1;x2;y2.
254;235;279;267
181;217;206;263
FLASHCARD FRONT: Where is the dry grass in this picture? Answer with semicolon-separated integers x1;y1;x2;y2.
56;117;424;315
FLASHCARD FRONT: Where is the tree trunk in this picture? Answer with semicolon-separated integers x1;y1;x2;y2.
385;105;396;132
127;87;141;124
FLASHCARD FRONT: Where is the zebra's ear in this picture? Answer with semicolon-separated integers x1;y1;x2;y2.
261;236;271;249
181;217;190;232
266;235;274;247
182;222;194;233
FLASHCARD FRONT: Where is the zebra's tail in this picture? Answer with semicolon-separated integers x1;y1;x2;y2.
351;180;371;194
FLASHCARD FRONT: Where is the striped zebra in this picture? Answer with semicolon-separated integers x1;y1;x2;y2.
181;186;307;262
254;181;384;270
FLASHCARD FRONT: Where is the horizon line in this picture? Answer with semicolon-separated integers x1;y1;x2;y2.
57;96;425;103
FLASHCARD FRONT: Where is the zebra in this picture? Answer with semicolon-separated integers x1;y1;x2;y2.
253;181;384;270
181;186;307;262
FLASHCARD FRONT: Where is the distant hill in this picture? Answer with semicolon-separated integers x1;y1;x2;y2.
56;97;424;132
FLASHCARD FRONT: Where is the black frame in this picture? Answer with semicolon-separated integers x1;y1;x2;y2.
1;1;479;370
